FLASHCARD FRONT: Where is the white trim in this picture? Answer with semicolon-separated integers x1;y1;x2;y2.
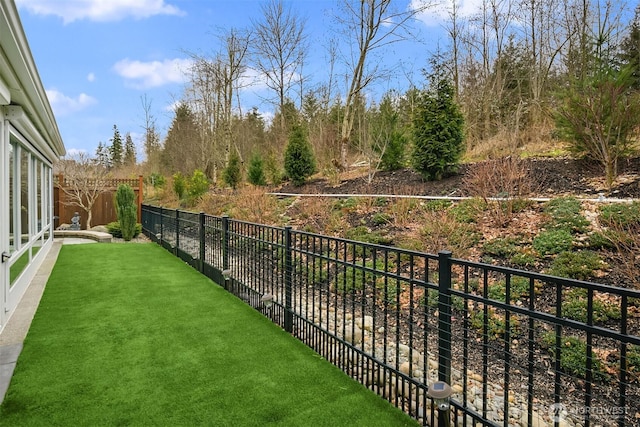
0;112;7;329
0;74;9;105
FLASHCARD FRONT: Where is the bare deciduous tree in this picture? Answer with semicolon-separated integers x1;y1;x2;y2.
141;94;161;170
334;0;433;168
185;27;250;179
252;0;308;132
55;152;110;229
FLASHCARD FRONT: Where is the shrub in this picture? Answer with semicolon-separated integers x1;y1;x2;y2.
411;75;464;181
562;288;621;323
541;332;606;379
264;153;283;186
509;250;537;267
115;184;137;241
598;201;640;227
187;169;209;202
379;131;406;171
106;221;142;239
421;199;452;212
334;260;386;295
487;276;533;302
147;172;165;188
173;172;187;199
533;229;574;255
371;213;391;226
463;157;536;226
450;198;485;223
483;237;520;258
248;153;267;186
284;126;316;186
223;151;242;189
543;197;589;233
548;250;602;280
469;309;520;340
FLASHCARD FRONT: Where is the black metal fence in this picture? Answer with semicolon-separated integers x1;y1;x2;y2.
141;204;640;427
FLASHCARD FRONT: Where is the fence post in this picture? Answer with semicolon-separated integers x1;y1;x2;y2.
438;250;452;385
175;209;180;255
137;175;143;223
159;206;163;244
199;212;205;273
284;226;293;333
222;215;229;273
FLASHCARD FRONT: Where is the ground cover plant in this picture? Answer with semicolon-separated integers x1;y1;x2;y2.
0;244;417;427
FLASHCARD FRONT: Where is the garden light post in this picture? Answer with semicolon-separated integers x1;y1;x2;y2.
261;293;274;319
222;269;232;291
428;381;452;427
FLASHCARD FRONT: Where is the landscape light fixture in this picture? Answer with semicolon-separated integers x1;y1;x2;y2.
261;293;274;309
428;381;452;427
222;269;232;290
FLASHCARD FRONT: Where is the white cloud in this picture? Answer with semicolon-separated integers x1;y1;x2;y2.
87;72;96;82
16;0;185;24
46;89;97;116
113;58;192;89
410;0;481;27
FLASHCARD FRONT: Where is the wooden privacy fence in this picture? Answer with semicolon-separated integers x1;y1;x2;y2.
54;175;143;230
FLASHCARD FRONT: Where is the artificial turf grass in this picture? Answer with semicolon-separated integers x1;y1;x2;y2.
0;243;417;426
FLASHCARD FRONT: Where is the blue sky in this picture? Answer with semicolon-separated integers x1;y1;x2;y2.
14;0;458;159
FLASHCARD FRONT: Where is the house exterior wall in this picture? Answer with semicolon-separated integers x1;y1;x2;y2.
0;1;65;333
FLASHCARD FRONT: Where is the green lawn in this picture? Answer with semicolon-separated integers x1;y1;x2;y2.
0;243;417;426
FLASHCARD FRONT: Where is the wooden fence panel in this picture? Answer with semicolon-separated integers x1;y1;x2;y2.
54;175;143;230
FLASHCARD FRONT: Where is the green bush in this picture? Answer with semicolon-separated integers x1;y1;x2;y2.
264;153;283;186
334;260;386;295
509;250;537;267
586;231;618;250
187;169;209;201
598;202;640;227
411;76;465;181
371;213;392;226
450;198;485;223
379;131;406;171
543;197;589;233
533;229;574;255
548;250;602;280
629;345;640;371
106;221;142;239
562;288;621;323
541;332;606;379
333;197;358;212
284;126;316;186
173;173;187;199
147;173;165;188
247;153;267;186
483;237;520;258
223;151;242;189
469;309;520;340
422;199;452;212
115;184;137;241
487;276;533;302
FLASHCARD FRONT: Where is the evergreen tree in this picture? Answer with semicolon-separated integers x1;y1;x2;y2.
411;73;464;181
222;151;242;190
95;142;111;168
247;152;267;186
619;6;640;88
109;125;123;167
284;125;316;186
161;103;200;176
123;132;137;166
556;65;640;188
115;184;137;241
